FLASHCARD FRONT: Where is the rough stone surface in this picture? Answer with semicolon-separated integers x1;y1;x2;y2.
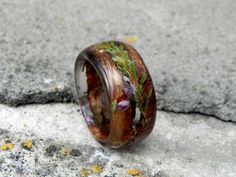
0;0;236;121
0;103;235;177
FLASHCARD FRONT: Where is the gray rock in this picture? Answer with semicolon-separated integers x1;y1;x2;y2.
45;145;58;157
70;149;81;157
0;103;235;177
0;0;236;121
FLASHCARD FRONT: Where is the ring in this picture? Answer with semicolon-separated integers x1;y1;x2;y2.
74;41;157;148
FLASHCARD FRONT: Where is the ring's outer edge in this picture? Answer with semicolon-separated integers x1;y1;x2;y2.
74;41;157;148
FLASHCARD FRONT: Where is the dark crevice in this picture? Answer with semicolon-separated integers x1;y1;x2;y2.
0;91;235;124
158;107;235;124
0;90;75;107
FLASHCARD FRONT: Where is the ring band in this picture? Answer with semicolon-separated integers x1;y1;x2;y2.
74;41;156;148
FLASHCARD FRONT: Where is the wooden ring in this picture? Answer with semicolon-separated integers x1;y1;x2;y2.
74;41;156;148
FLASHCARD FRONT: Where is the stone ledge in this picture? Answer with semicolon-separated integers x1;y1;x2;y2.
0;104;235;177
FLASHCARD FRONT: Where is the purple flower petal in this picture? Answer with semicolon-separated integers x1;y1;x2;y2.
81;105;88;114
123;82;136;98
131;84;136;93
85;115;94;126
117;100;130;111
123;76;136;97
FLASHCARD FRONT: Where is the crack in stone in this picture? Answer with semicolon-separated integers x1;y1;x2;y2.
0;89;235;124
0;90;75;107
158;107;235;124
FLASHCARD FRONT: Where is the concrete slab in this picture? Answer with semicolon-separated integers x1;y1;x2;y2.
0;0;236;121
0;103;235;176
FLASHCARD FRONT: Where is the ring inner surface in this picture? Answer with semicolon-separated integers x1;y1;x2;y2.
76;59;111;140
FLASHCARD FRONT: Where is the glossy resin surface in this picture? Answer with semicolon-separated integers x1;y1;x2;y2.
75;41;156;148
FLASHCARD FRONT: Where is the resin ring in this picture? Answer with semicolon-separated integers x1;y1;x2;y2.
74;41;156;148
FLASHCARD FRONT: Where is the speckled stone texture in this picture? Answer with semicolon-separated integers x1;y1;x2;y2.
0;0;236;122
0;104;235;177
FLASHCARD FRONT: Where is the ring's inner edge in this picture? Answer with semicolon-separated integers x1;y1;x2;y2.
75;58;111;141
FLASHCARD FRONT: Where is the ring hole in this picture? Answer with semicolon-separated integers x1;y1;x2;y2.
76;59;110;141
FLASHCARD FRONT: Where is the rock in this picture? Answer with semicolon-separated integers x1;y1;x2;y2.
0;103;235;177
70;149;81;157
0;0;236;122
45;145;58;157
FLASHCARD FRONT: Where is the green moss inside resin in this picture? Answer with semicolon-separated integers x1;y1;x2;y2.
97;42;152;117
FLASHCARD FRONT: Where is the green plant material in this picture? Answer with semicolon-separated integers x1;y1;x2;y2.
97;42;151;117
145;89;153;108
111;100;117;112
134;84;144;114
140;73;147;86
